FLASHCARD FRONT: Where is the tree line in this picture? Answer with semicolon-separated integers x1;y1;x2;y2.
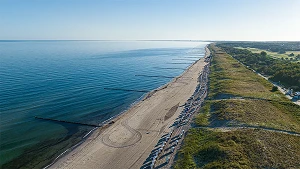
217;42;300;53
217;44;300;91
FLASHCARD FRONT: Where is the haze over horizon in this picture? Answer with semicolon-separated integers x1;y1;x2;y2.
1;0;300;41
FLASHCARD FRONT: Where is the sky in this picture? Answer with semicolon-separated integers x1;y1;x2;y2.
0;0;300;41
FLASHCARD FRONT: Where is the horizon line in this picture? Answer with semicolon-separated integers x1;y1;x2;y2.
0;39;299;42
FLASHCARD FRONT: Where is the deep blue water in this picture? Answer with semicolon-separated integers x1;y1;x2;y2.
0;40;208;168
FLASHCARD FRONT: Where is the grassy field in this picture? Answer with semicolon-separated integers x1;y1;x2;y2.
207;99;300;132
174;44;300;169
236;47;300;62
209;46;287;101
286;51;300;56
174;128;300;169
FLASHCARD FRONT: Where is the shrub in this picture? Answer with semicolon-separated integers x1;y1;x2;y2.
271;85;278;92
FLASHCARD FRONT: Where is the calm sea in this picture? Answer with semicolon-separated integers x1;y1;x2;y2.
0;40;208;168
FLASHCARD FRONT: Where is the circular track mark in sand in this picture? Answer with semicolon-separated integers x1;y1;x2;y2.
101;120;142;148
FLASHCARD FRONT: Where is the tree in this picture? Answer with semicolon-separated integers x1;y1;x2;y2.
271;86;278;92
261;51;267;56
219;45;300;91
289;53;294;56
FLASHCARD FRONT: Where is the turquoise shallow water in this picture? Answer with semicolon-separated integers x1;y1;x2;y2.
0;40;208;168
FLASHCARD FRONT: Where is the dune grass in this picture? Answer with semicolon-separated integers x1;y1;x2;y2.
194;102;210;126
208;46;287;101
174;128;300;169
207;99;300;132
174;44;300;169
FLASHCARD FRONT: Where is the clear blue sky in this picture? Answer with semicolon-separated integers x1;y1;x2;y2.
0;0;299;40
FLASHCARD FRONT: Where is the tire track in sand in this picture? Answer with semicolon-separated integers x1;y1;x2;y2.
101;118;142;148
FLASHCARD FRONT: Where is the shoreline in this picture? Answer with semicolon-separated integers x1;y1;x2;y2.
48;45;210;169
43;59;195;169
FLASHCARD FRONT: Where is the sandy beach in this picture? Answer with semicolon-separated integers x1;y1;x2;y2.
49;47;210;169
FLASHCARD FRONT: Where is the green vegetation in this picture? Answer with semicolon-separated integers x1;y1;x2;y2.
260;51;267;57
208;45;287;101
209;99;300;132
271;85;278;92
218;45;300;91
218;41;300;53
235;47;300;61
175;128;300;169
174;44;300;169
194;102;210;126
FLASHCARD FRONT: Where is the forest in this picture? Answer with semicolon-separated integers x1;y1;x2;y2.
217;43;300;91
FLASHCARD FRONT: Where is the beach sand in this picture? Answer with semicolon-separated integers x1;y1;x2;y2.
49;47;210;169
